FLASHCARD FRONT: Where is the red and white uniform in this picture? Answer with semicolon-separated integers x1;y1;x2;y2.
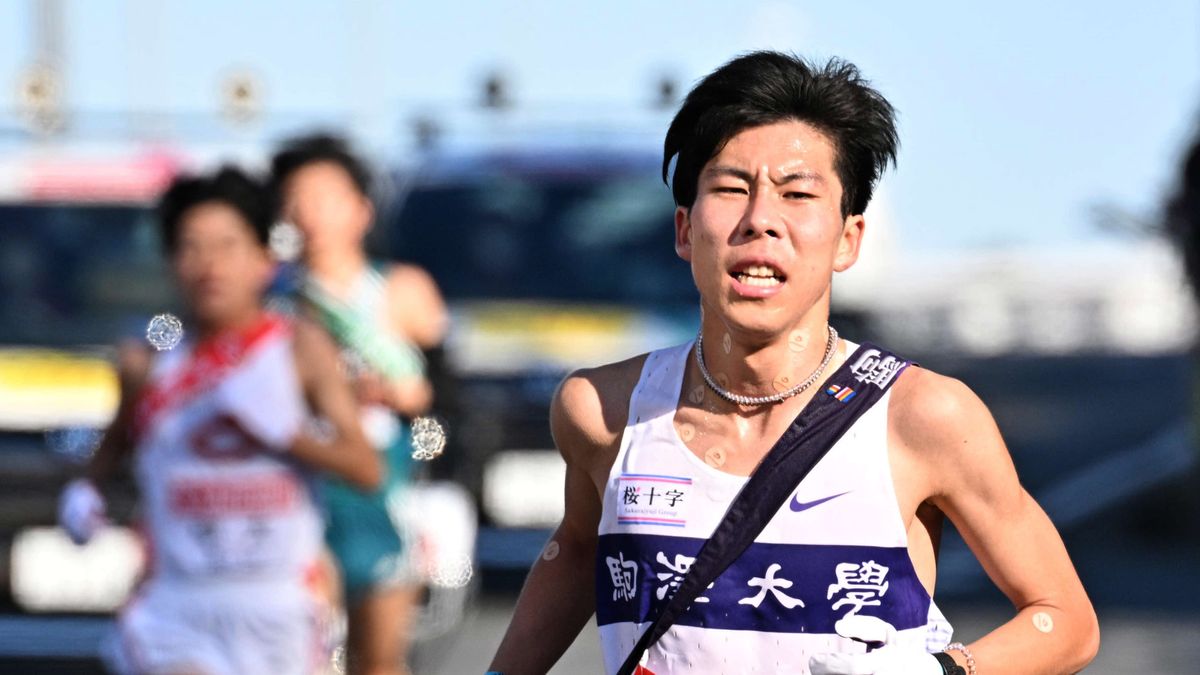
110;314;325;675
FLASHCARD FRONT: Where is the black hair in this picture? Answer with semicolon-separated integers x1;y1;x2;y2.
157;165;275;253
663;51;899;217
270;132;372;198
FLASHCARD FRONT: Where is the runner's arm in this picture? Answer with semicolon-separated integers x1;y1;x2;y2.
59;342;149;544
356;370;433;419
488;371;609;674
291;319;382;489
85;340;152;486
894;369;1099;673
355;263;449;418
387;263;448;350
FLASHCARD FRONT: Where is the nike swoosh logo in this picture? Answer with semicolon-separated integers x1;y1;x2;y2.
789;490;851;513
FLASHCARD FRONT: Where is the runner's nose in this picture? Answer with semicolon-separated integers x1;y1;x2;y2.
739;192;782;240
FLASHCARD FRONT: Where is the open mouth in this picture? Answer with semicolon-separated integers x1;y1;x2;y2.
730;263;786;288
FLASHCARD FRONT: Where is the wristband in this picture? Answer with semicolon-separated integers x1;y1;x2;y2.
946;642;977;675
932;652;966;675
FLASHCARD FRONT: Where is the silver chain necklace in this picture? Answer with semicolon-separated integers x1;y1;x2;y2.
694;325;839;407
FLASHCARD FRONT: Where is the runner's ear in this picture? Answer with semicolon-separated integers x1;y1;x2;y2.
359;197;375;237
674;206;693;262
833;214;864;273
252;244;277;293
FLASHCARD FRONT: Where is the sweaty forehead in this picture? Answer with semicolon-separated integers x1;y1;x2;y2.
707;120;838;182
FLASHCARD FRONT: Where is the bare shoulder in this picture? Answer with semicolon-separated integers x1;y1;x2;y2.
889;365;1018;501
551;353;649;474
384;262;447;346
386;262;441;300
889;366;988;447
289;316;340;380
291;315;337;353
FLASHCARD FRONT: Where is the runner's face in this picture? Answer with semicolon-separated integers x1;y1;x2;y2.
171;202;273;325
281;161;372;257
675;120;864;339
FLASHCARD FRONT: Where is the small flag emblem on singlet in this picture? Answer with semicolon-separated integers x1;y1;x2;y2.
826;384;856;402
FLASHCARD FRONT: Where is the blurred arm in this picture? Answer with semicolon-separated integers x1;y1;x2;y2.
355;263;449;418
356;370;433;419
291;319;382;490
61;341;148;544
85;341;151;486
387;263;449;351
893;369;1100;673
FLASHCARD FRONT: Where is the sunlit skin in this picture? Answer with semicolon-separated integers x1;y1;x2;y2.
667;121;865;476
171;201;275;337
489;120;882;672
489;118;1097;674
676;120;863;404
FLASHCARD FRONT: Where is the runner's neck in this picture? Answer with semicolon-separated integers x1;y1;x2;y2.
193;308;268;345
304;249;371;295
697;317;838;403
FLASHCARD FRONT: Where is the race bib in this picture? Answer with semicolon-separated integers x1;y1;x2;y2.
616;474;692;529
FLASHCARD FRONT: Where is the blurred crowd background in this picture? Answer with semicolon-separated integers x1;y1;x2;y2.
0;1;1198;673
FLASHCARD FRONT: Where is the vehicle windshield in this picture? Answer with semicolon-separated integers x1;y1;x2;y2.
0;204;178;347
385;170;698;306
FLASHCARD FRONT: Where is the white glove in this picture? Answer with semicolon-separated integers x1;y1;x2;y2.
809;615;943;675
58;478;107;545
216;378;305;452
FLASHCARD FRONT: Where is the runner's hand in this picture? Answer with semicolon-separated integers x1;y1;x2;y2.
809;615;943;675
58;478;107;545
353;371;392;406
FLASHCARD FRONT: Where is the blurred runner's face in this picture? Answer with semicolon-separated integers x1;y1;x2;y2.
172;202;273;326
282;161;372;257
674;120;864;340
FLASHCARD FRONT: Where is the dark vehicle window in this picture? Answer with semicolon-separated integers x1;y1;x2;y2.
0;205;177;346
386;172;698;306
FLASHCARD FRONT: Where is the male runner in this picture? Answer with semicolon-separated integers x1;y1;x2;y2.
272;134;449;675
58;166;381;675
488;52;1099;674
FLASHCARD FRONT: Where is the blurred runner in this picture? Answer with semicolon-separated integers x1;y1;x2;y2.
58;166;381;675
272;134;449;675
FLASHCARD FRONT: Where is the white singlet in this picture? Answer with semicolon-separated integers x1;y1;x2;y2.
595;340;954;675
110;314;325;675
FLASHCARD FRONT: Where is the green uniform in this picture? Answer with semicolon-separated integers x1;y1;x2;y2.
301;265;426;601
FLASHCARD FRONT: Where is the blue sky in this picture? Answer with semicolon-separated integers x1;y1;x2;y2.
1;0;1197;250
